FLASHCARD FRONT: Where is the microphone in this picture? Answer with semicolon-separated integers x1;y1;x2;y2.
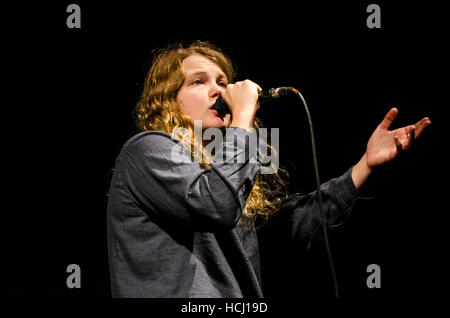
212;87;297;117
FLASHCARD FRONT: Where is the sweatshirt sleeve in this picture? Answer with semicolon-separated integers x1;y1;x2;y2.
257;166;366;249
122;127;261;232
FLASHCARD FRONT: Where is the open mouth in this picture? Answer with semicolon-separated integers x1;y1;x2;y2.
210;108;226;120
210;99;228;119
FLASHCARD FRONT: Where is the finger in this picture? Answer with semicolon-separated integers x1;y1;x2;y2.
254;83;263;93
414;117;431;139
242;79;260;89
247;80;262;98
379;108;398;130
224;83;234;91
413;118;426;134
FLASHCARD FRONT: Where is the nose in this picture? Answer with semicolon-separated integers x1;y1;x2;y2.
210;82;224;99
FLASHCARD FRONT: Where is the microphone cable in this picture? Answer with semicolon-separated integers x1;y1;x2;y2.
291;87;340;299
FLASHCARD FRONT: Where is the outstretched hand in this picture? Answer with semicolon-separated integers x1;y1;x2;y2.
366;108;431;168
352;108;431;189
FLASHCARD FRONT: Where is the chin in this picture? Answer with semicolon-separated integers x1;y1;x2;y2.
202;117;227;129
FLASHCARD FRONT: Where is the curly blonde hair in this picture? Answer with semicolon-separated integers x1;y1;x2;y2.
135;40;289;220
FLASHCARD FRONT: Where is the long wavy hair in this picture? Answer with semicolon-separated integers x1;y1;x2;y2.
135;40;289;220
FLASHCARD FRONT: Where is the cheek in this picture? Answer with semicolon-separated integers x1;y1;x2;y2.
177;91;193;115
178;90;205;118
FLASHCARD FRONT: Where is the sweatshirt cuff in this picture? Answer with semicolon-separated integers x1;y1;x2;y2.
338;166;361;208
329;166;373;227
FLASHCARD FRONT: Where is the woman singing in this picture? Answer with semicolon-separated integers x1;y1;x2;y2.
106;41;430;297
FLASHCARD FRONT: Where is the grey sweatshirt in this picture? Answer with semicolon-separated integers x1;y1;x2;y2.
106;127;362;297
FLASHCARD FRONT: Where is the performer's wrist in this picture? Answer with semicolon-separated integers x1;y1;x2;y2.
351;152;373;189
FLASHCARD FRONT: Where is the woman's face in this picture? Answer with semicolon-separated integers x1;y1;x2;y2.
177;54;231;129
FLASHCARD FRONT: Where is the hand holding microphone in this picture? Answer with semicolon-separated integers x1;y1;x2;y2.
214;82;297;126
220;79;262;130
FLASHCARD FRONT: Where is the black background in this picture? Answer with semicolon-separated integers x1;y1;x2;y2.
3;0;447;310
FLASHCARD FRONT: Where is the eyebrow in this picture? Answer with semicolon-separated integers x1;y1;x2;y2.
186;71;228;82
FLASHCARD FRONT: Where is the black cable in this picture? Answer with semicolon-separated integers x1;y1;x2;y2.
292;88;340;299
